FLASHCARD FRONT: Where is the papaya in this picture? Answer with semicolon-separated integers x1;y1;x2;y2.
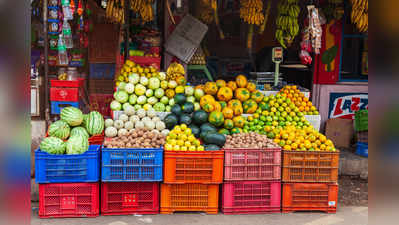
222;107;234;119
236;75;248;88
213;101;222;112
235;88;251;102
233;116;246;128
243;99;258;114
224;119;234;129
246;82;257;92
200;95;215;107
204;82;218;95
209;111;225;127
215;79;227;88
217;87;233;102
227;81;238;91
251;90;264;103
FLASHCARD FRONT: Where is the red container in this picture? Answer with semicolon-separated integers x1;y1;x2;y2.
88;133;104;145
101;182;159;215
222;181;281;214
282;183;338;213
224;148;281;181
50;78;84;88
50;87;80;101
38;183;99;218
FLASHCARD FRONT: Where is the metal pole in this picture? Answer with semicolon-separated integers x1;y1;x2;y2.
124;0;130;61
43;0;50;126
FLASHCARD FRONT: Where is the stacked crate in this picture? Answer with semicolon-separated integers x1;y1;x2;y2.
221;148;282;214
281;151;340;213
50;79;85;114
35;145;101;218
100;146;163;215
355;110;368;157
160;151;224;214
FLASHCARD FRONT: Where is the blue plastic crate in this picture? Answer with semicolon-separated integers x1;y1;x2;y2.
51;101;80;114
89;63;115;79
35;145;101;183
356;142;368;158
101;147;163;182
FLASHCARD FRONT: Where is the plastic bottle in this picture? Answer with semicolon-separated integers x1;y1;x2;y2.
58;34;69;66
62;20;73;48
61;0;73;20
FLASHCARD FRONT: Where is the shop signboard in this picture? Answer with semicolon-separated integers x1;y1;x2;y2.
328;93;368;119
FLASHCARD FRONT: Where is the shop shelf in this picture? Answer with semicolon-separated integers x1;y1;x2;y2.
282;183;338;213
51;101;81;115
101;182;159;215
222;181;281;214
38;182;99;218
50;78;84;88
101;148;163;182
163;150;224;184
356;142;368;158
224;148;281;181
160;184;219;214
35;145;100;183
282;150;339;183
50;87;80;102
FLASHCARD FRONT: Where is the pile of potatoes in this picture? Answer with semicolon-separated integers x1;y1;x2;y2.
223;132;279;149
104;128;166;149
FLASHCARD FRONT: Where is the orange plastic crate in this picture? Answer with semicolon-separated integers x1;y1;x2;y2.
163;151;224;184
282;183;338;213
282;151;339;183
160;184;219;214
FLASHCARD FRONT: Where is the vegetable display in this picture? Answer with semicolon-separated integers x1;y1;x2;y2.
104;128;166;149
223;132;279;149
40;137;66;155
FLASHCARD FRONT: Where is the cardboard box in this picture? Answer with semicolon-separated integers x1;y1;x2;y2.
325;118;354;148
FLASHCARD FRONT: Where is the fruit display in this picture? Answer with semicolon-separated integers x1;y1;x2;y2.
115;59;163;87
40;107;105;155
104;108;169;138
104;128;166;149
350;0;368;32
278;85;319;115
106;0;125;24
164;124;205;151
223;132;279;149
239;0;264;26
275;0;300;48
273;125;337;152
166;62;185;81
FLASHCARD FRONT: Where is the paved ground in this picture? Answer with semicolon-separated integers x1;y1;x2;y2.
31;206;368;225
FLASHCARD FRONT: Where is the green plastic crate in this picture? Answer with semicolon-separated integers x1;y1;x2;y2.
355;110;368;131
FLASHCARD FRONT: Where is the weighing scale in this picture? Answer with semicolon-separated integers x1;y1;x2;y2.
272;47;283;87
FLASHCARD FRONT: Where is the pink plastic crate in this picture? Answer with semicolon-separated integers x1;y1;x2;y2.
224;148;281;181
222;181;281;214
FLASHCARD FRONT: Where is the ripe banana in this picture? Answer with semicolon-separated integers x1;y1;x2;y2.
350;0;368;32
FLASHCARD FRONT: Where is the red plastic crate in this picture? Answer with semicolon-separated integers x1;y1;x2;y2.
38;183;99;218
222;181;281;214
282;183;338;213
50;87;80;102
224;148;281;181
50;78;84;88
101;182;159;215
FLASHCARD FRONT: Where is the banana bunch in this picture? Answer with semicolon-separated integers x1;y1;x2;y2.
275;0;300;49
198;0;214;24
130;0;154;23
106;0;125;24
350;0;368;32
166;62;185;81
240;0;264;26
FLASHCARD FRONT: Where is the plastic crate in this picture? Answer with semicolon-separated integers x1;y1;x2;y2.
89;63;116;79
50;78;84;88
224;148;281;181
38;182;99;218
222;181;281;214
101;182;159;215
35;145;101;183
50;87;80;102
51;101;80;114
355;110;368;132
88;133;105;145
282;150;339;183
163;150;224;184
160;184;219;214
101;148;163;182
282;183;338;213
356;142;368;158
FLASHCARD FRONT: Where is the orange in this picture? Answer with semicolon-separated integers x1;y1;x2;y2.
299;106;305;111
307;102;313;107
305;106;310;112
288;94;293;98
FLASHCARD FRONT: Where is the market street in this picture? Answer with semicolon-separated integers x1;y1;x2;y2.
31;206;368;225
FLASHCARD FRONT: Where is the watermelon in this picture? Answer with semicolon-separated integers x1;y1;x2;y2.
70;126;89;139
48;120;70;140
61;107;84;126
82;114;88;127
40;137;66;155
66;135;89;155
85;111;105;135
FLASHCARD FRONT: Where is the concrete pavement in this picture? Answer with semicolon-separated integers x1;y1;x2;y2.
31;206;368;225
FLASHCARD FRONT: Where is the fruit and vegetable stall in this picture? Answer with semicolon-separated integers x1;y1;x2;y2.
32;0;368;219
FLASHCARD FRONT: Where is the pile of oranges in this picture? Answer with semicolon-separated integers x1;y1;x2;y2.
279;85;319;115
274;125;336;152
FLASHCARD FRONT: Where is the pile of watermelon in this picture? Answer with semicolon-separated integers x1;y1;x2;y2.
40;107;105;155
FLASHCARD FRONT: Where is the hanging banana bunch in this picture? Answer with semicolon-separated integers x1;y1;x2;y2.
350;0;368;32
239;0;264;49
198;0;214;24
275;0;300;49
130;0;155;23
106;0;125;24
